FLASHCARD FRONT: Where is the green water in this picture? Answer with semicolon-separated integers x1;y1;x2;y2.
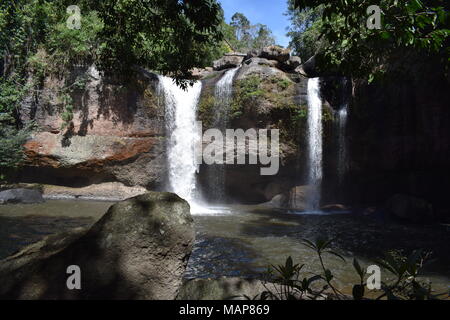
0;200;449;296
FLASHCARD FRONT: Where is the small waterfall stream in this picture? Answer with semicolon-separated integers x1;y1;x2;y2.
306;78;323;210
336;105;348;185
336;77;349;186
207;67;239;203
157;75;203;209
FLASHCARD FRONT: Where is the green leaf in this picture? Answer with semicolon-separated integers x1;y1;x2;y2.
352;284;365;300
353;258;364;278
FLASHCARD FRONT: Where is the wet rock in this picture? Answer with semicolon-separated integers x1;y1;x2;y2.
177;277;328;300
385;194;434;223
287;185;312;210
0;191;195;299
320;204;349;212
0;188;44;205
262;186;312;210
177;277;267;300
42;182;147;201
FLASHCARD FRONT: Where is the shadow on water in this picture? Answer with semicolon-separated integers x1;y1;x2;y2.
0;200;449;295
187;205;450;294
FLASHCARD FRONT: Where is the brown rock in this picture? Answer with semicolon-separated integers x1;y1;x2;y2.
0;191;195;299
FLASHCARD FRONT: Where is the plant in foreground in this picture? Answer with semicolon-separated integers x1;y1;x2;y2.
245;238;449;300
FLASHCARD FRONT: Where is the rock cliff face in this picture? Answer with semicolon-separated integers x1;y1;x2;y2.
15;48;450;219
196;49;333;203
344;61;450;219
18;66;166;188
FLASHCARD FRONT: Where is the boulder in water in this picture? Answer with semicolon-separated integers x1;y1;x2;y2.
385;194;434;223
0;188;44;205
320;204;349;212
0;191;195;299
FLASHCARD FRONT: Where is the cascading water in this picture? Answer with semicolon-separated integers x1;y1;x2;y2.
214;67;239;125
336;105;348;185
207;67;239;203
157;75;203;209
306;77;323;210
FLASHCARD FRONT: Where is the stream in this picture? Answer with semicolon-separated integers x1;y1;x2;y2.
0;200;449;296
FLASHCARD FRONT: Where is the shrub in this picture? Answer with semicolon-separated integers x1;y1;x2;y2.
248;238;448;300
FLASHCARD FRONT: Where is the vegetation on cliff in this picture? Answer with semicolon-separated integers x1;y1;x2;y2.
0;0;228;177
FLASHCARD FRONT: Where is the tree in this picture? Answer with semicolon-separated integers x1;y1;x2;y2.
0;0;227;176
230;12;252;48
291;0;449;79
228;12;276;52
253;24;276;50
286;2;324;61
92;0;224;80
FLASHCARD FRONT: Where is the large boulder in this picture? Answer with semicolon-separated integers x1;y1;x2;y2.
235;57;287;81
0;188;44;204
213;54;245;71
259;45;291;63
0;191;195;299
42;182;147;201
278;56;302;72
296;55;318;77
385;194;434;223
263;186;313;210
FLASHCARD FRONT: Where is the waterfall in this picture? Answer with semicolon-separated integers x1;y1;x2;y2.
306;77;323;210
214;67;239;126
207;67;239;203
157;75;202;208
337;105;348;185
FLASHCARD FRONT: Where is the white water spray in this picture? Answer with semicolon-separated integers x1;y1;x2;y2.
207;67;239;203
157;75;203;210
215;67;239;113
337;105;348;185
306;77;323;210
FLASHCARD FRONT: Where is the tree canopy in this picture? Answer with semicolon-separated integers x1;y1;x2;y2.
289;0;449;79
226;12;276;52
0;0;225;80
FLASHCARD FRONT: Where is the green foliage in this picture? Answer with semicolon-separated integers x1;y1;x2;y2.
292;105;308;123
250;238;448;300
46;10;104;70
197;93;216;127
269;77;292;91
0;114;35;181
92;0;224;81
291;0;449;78
230;75;264;119
0;77;28;114
286;2;325;61
227;12;276;52
1;0;226;83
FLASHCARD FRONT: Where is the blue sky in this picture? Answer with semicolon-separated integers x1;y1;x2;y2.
219;0;291;48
